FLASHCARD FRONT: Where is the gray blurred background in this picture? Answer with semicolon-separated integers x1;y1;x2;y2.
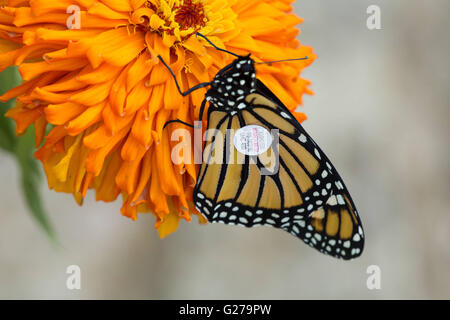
1;0;449;299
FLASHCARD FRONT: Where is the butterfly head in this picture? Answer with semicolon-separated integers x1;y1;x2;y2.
206;55;257;111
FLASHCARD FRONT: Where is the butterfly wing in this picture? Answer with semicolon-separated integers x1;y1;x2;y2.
254;80;364;255
193;81;364;260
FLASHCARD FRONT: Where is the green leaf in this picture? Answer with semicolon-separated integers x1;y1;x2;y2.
0;114;15;152
15;128;58;243
0;67;58;244
0;67;20;153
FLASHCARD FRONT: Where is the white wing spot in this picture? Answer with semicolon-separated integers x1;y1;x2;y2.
281;223;290;229
280;112;291;119
239;217;248;224
327;195;337;206
314;148;321;159
299;134;307;143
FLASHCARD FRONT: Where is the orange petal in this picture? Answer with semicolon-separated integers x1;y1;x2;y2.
5;105;42;134
149;150;169;216
85;123;130;176
44;102;86;125
156;199;180;239
95;151;121;202
19;58;88;81
66;102;104;136
34;116;47;148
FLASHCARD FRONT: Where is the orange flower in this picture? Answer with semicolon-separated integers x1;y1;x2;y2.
0;0;315;238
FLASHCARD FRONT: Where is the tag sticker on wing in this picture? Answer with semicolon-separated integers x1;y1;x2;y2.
233;125;273;156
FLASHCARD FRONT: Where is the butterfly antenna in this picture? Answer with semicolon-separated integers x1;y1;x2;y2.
256;56;309;64
163;119;195;130
196;33;240;58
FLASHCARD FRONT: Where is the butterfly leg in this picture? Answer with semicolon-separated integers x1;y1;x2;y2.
157;55;211;97
163;97;207;130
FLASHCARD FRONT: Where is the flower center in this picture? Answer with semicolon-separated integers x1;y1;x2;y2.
174;0;207;30
144;0;208;37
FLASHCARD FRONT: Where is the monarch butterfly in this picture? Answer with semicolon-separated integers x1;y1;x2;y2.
159;33;364;260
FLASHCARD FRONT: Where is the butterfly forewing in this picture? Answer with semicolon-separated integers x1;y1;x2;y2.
192;57;364;260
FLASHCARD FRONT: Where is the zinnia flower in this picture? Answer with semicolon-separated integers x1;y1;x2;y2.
0;0;315;237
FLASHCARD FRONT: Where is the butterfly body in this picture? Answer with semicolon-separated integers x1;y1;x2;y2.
190;54;364;260
205;55;257;111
